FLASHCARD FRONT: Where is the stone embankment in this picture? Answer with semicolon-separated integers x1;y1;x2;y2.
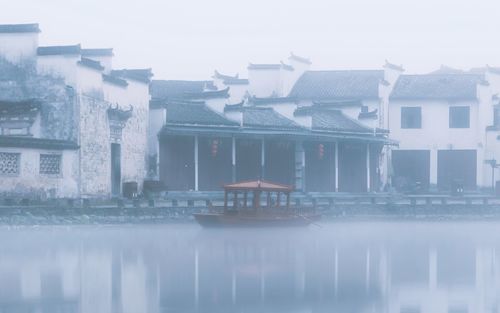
1;194;500;225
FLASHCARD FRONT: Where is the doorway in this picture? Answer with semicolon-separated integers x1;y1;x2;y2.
111;143;121;195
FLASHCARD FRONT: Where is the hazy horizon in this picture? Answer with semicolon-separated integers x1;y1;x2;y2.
2;0;500;80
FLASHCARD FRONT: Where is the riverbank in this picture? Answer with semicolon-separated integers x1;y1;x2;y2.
2;202;500;225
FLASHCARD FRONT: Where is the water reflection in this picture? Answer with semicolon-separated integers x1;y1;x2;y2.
0;222;499;313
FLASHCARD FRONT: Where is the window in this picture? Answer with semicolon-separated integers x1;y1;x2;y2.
40;154;61;175
401;107;421;129
449;106;470;128
0;152;20;176
494;107;500;127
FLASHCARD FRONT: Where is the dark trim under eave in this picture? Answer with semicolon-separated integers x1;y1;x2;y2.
0;137;79;150
158;125;396;145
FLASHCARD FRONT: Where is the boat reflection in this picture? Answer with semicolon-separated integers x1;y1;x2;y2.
0;222;498;313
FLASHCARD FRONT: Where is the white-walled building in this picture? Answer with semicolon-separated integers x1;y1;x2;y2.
149;55;397;192
388;68;500;191
0;23;151;199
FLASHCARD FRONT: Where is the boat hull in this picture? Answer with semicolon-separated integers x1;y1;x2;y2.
193;212;321;228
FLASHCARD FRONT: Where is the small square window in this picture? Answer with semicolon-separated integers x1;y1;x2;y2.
401;107;422;129
0;152;20;176
40;154;61;175
449;106;470;128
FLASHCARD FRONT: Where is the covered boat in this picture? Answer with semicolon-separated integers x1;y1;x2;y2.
193;180;321;227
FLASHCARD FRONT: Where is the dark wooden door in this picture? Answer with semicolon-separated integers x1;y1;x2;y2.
304;142;335;191
111;143;121;195
338;143;366;192
392;150;430;191
438;150;477;190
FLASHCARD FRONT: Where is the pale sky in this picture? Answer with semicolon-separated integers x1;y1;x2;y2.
1;0;500;80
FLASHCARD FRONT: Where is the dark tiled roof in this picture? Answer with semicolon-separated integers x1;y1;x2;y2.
150;80;209;99
223;78;249;85
250;96;297;105
37;44;81;56
312;100;363;107
358;108;378;120
294;100;362;116
390;74;482;100
111;68;153;84
0;23;40;33
166;102;238;127
289;53;312;65
107;106;132;121
248;63;294;71
81;48;114;57
289;70;384;100
243;107;302;130
213;70;238;80
223;101;244;112
0;100;40;116
311;110;373;133
102;74;128;87
205;81;217;90
77;57;104;71
183;87;230;99
0;136;79;150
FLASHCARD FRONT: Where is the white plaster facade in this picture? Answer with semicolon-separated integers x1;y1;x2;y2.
0;23;151;198
0;30;38;65
388;70;500;189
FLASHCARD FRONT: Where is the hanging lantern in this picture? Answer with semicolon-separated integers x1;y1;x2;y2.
211;139;219;157
318;143;325;160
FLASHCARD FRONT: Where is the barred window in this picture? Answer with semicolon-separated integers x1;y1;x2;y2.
0;152;20;175
40;154;61;175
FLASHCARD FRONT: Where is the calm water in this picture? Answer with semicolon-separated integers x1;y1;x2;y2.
0;221;499;313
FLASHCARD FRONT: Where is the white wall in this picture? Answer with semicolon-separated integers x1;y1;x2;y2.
0;32;38;65
76;64;104;96
205;97;227;114
88;55;112;74
389;98;488;186
119;80;149;189
224;84;248;103
37;55;80;88
284;57;311;96
0;147;79;198
248;68;283;97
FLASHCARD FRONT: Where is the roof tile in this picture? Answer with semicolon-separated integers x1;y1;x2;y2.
289;70;384;100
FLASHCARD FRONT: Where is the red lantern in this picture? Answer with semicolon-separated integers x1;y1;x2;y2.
211;139;219;157
318;143;325;160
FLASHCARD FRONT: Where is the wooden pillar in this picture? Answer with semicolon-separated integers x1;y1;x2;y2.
224;191;228;213
194;135;199;191
254;191;260;210
233;191;238;209
366;143;371;192
261;139;265;180
288;193;291;208
244;192;248;208
232;137;236;182
277;192;281;208
335;141;339;192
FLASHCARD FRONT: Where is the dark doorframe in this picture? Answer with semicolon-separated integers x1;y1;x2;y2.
111;143;121;196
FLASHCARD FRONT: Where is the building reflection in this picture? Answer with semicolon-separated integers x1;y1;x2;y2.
0;226;498;313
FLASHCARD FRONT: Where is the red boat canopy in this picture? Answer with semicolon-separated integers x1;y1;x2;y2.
224;180;293;192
